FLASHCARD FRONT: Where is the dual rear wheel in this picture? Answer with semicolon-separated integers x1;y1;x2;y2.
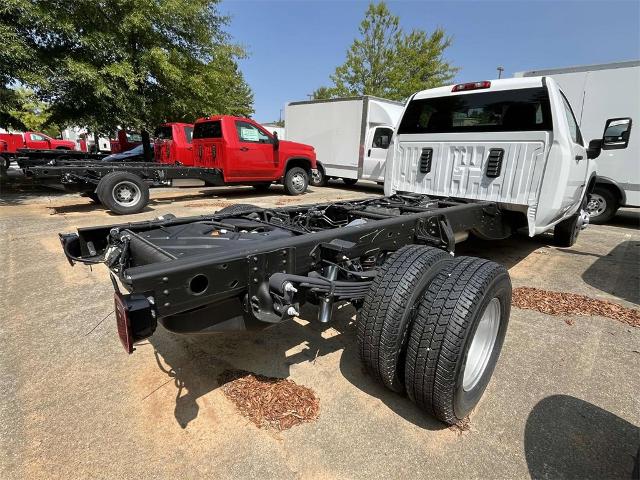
357;245;512;425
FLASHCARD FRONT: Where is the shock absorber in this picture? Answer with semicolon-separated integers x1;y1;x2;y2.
318;264;338;323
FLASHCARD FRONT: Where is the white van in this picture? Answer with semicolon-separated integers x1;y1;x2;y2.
516;61;639;223
285;96;404;186
385;77;600;245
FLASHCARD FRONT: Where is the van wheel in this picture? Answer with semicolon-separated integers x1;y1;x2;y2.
97;172;149;215
405;257;511;425
357;245;453;393
586;187;618;224
284;167;308;195
342;178;358;186
311;165;328;187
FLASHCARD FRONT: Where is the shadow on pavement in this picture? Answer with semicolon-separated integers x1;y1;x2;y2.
148;302;445;431
580;240;640;305
524;394;640;479
606;208;640;231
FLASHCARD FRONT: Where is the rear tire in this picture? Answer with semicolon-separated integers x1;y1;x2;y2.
283;166;308;195
357;245;453;393
342;178;358;186
586;186;618;224
404;257;511;424
0;155;9;172
311;165;328;187
96;172;149;215
554;214;581;247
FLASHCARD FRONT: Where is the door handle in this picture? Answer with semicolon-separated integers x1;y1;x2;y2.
240;147;249;152
367;149;371;157
575;155;584;160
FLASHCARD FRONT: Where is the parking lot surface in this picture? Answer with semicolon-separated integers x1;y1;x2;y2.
1;180;639;479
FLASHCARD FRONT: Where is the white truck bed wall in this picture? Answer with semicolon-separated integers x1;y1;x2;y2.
385;131;551;235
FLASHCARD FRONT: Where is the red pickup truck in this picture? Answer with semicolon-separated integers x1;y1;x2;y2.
154;122;195;166
0;131;76;170
192;115;317;195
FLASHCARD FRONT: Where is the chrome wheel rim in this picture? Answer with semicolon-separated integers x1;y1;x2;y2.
112;181;141;207
463;298;500;391
586;194;606;217
291;173;305;192
312;170;322;184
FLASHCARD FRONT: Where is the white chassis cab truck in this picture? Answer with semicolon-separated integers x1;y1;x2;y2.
58;79;602;427
516;61;639;223
385;77;600;244
285;96;404;186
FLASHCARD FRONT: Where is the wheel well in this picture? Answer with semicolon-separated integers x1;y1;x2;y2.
595;179;624;205
284;157;312;176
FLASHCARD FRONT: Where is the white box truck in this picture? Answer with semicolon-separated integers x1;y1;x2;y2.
285;96;404;186
515;60;639;223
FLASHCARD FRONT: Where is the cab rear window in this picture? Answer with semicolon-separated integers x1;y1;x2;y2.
193;121;222;139
184;126;194;143
398;87;552;134
155;126;172;140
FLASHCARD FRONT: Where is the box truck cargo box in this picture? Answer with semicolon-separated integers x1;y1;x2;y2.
285;96;404;186
515;60;639;223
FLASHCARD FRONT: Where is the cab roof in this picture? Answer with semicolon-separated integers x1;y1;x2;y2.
412;77;546;101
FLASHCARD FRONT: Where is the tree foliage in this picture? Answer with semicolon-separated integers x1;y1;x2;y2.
0;0;253;135
313;2;457;101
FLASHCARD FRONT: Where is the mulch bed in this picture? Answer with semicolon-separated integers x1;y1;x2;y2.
218;370;320;430
512;287;640;328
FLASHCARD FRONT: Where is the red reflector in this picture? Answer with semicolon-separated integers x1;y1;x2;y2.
114;292;134;354
452;81;491;92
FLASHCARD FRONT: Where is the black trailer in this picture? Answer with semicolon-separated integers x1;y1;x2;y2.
21;161;224;214
60;194;513;425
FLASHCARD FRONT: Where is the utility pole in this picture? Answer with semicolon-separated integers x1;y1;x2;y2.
497;66;504;79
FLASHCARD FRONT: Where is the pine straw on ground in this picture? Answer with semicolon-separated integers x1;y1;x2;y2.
218;370;320;430
512;287;640;328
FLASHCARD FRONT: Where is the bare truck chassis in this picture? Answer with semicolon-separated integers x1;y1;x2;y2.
61;194;514;425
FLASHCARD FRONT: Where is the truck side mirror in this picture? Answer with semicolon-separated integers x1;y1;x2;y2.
587;139;602;159
273;131;279;150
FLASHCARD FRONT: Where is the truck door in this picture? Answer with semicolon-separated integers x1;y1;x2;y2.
193;120;224;169
559;92;589;209
230;120;276;180
27;133;50;150
364;126;393;181
181;125;194;166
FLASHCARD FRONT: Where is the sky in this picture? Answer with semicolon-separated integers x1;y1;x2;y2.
220;0;640;123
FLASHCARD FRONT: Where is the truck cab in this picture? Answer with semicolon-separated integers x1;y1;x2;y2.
0;131;76;152
385;77;599;239
192;115;317;195
154;122;195;166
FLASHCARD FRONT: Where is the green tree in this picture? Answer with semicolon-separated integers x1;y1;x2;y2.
1;0;253;156
316;2;457;101
6;88;61;136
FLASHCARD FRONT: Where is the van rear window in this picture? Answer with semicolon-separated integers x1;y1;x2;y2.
193;121;222;139
398;87;552;134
